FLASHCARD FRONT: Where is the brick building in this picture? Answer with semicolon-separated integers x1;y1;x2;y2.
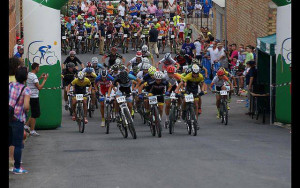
9;0;16;57
212;0;277;47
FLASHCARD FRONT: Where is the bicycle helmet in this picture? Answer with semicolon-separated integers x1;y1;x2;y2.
167;66;176;73
154;71;164;79
78;71;85;80
180;49;186;56
115;58;122;66
119;71;129;83
136;51;142;58
66;62;75;68
111;64;119;71
69;50;76;56
217;69;225;76
85;67;93;74
185;68;192;74
164;53;171;60
192;64;200;74
153;18;157;22
142;63;151;70
86;62;92;67
100;69;108;77
142;58;150;64
148;66;156;76
133;66;140;74
91;57;98;64
142;45;148;52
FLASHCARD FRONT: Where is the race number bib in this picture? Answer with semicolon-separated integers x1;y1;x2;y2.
171;35;175;39
134;33;138;37
124;34;128;38
185;94;194;102
69;86;73;92
62;36;67;40
158;36;162;40
183;65;189;70
78;36;82;40
141;34;145;38
220;90;228;96
116;96;126;103
170;93;177;99
107;34;111;38
95;34;99;38
76;94;83;101
148;96;158;105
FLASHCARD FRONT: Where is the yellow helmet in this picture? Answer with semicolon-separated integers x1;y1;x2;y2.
148;66;157;76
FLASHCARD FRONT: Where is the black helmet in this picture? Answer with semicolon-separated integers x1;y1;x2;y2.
119;71;129;83
180;49;186;56
100;69;108;77
67;62;75;68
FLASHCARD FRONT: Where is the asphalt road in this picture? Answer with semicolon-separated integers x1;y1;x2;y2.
9;45;291;188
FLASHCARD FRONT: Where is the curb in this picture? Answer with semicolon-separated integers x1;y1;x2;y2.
273;122;291;130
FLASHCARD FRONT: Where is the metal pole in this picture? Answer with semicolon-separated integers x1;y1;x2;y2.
270;55;273;125
224;0;227;50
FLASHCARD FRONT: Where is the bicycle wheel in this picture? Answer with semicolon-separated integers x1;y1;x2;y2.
169;105;176;134
189;105;197;136
153;106;162;138
186;109;192;135
149;112;156;136
224;102;228;125
78;105;85;133
220;101;224;123
119;113;128;138
124;108;137;139
105;104;111;134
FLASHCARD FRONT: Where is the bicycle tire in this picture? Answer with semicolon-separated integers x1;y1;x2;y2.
224;102;228;125
119;112;128;138
220;101;224;123
124;108;137;139
105;104;111;134
153;106;162;138
186;109;192;135
169;105;176;134
149;112;156;136
79;105;85;133
189;104;197;136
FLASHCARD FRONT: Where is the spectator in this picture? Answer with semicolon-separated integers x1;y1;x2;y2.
194;35;203;62
118;1;126;19
155;5;164;18
229;43;239;69
245;60;257;114
140;2;148;20
163;3;170;19
88;1;97;16
13;39;22;56
177;18;185;44
14;46;24;59
83;1;89;13
154;0;159;7
135;1;142;17
242;45;254;64
24;63;49;136
187;1;194;18
129;2;138;17
9;67;31;174
202;0;212;18
195;0;202;18
184;23;193;41
81;0;87;13
148;24;159;58
98;18;106;55
238;44;246;63
182;37;196;64
216;43;228;70
106;1;115;15
148;2;157;17
169;2;177;20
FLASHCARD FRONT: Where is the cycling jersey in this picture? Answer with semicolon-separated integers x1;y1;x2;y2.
128;57;143;69
210;75;230;87
159;57;177;66
158;27;167;37
142;51;153;60
84;22;92;34
144;80;171;103
141;25;150;35
78;26;86;36
168;26;176;36
104;53;123;67
182;72;204;94
62;68;78;87
113;74;137;94
114;23;122;33
85;72;97;86
95;74;114;95
71;78;91;94
121;23;130;34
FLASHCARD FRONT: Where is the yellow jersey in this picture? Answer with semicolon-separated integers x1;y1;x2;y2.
182;72;204;83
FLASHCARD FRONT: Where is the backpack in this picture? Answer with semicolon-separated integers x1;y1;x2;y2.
9;84;25;123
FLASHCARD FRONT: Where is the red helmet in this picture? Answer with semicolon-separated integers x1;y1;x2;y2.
71;15;75;18
167;66;176;73
217;69;225;76
86;62;92;67
111;47;117;51
136;51;142;57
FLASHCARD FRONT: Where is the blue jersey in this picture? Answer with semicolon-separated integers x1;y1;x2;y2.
95;74;114;83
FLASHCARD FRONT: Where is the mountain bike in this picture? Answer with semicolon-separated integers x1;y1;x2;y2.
168;92;181;134
212;89;230;125
104;93;116;134
122;33;129;54
183;93;198;136
145;95;163;138
92;34;100;54
70;92;90;133
115;94;137;139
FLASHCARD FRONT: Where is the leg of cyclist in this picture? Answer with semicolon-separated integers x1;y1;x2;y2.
72;98;77;120
91;88;96;110
164;97;171;128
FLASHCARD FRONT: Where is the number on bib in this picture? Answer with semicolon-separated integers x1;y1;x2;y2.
95;35;99;38
148;96;158;105
78;36;82;40
170;93;176;99
108;34;111;38
124;34;128;38
70;86;73;92
158;36;162;39
134;33;137;37
62;36;67;40
220;90;228;96
76;94;83;101
171;35;175;39
185;94;194;102
117;96;126;103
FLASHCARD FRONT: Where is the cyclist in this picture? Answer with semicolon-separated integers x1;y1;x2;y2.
84;17;94;52
126;51;143;70
76;23;87;53
157;53;177;71
63;51;84;70
138;20;151;47
83;62;98;111
121;19;131;53
107;71;140;120
114;18;123;47
163;66;183;128
175;64;204;125
209;69;233;119
62;62;78;110
138;71;172;120
101;47;125;68
174;49;188;73
105;22;116;50
141;45;154;65
91;57;101;75
136;61;151;79
157;21;168;53
167;21;177;53
67;71;92;124
95;69;115;127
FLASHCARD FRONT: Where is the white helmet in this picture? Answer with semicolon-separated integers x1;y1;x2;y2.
191;64;200;74
115;58;122;65
153;18;157;22
142;58;150;64
142;63;151;70
164;53;171;60
91;57;98;64
78;71;85;80
154;71;164;79
142;45;148;52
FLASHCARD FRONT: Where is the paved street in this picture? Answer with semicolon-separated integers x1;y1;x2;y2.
9;49;291;188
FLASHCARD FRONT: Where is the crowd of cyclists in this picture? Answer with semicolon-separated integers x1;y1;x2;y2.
60;0;250;137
